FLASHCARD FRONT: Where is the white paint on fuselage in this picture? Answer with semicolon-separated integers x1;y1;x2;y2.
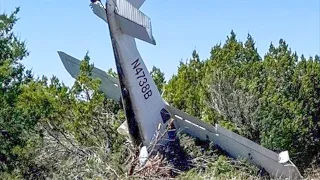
105;0;167;146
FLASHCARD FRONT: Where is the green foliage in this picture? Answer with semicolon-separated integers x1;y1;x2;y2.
258;41;320;165
0;7;33;173
0;9;126;176
177;135;262;180
204;32;262;140
165;31;320;168
150;66;166;94
164;50;205;118
107;68;118;78
6;53;127;178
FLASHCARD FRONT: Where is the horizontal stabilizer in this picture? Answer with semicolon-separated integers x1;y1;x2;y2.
90;2;108;23
115;0;156;45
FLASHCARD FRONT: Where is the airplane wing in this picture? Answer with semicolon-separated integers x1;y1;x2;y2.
58;51;302;179
165;105;302;179
57;51;121;102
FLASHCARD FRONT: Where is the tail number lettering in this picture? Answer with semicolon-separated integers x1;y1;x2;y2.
131;58;153;100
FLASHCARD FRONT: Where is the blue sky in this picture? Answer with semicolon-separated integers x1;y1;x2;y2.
1;0;319;87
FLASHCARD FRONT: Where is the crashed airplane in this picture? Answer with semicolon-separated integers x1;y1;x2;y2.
57;0;302;179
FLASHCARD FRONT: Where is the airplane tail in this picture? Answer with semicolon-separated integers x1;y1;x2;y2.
91;0;156;45
91;0;172;146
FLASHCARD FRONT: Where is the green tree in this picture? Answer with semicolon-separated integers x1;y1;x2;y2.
107;68;118;78
150;66;166;94
164;50;204;118
258;40;320;166
204;32;262;139
12;53;127;178
0;7;34;173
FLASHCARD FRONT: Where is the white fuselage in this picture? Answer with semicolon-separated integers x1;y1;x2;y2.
105;0;168;146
